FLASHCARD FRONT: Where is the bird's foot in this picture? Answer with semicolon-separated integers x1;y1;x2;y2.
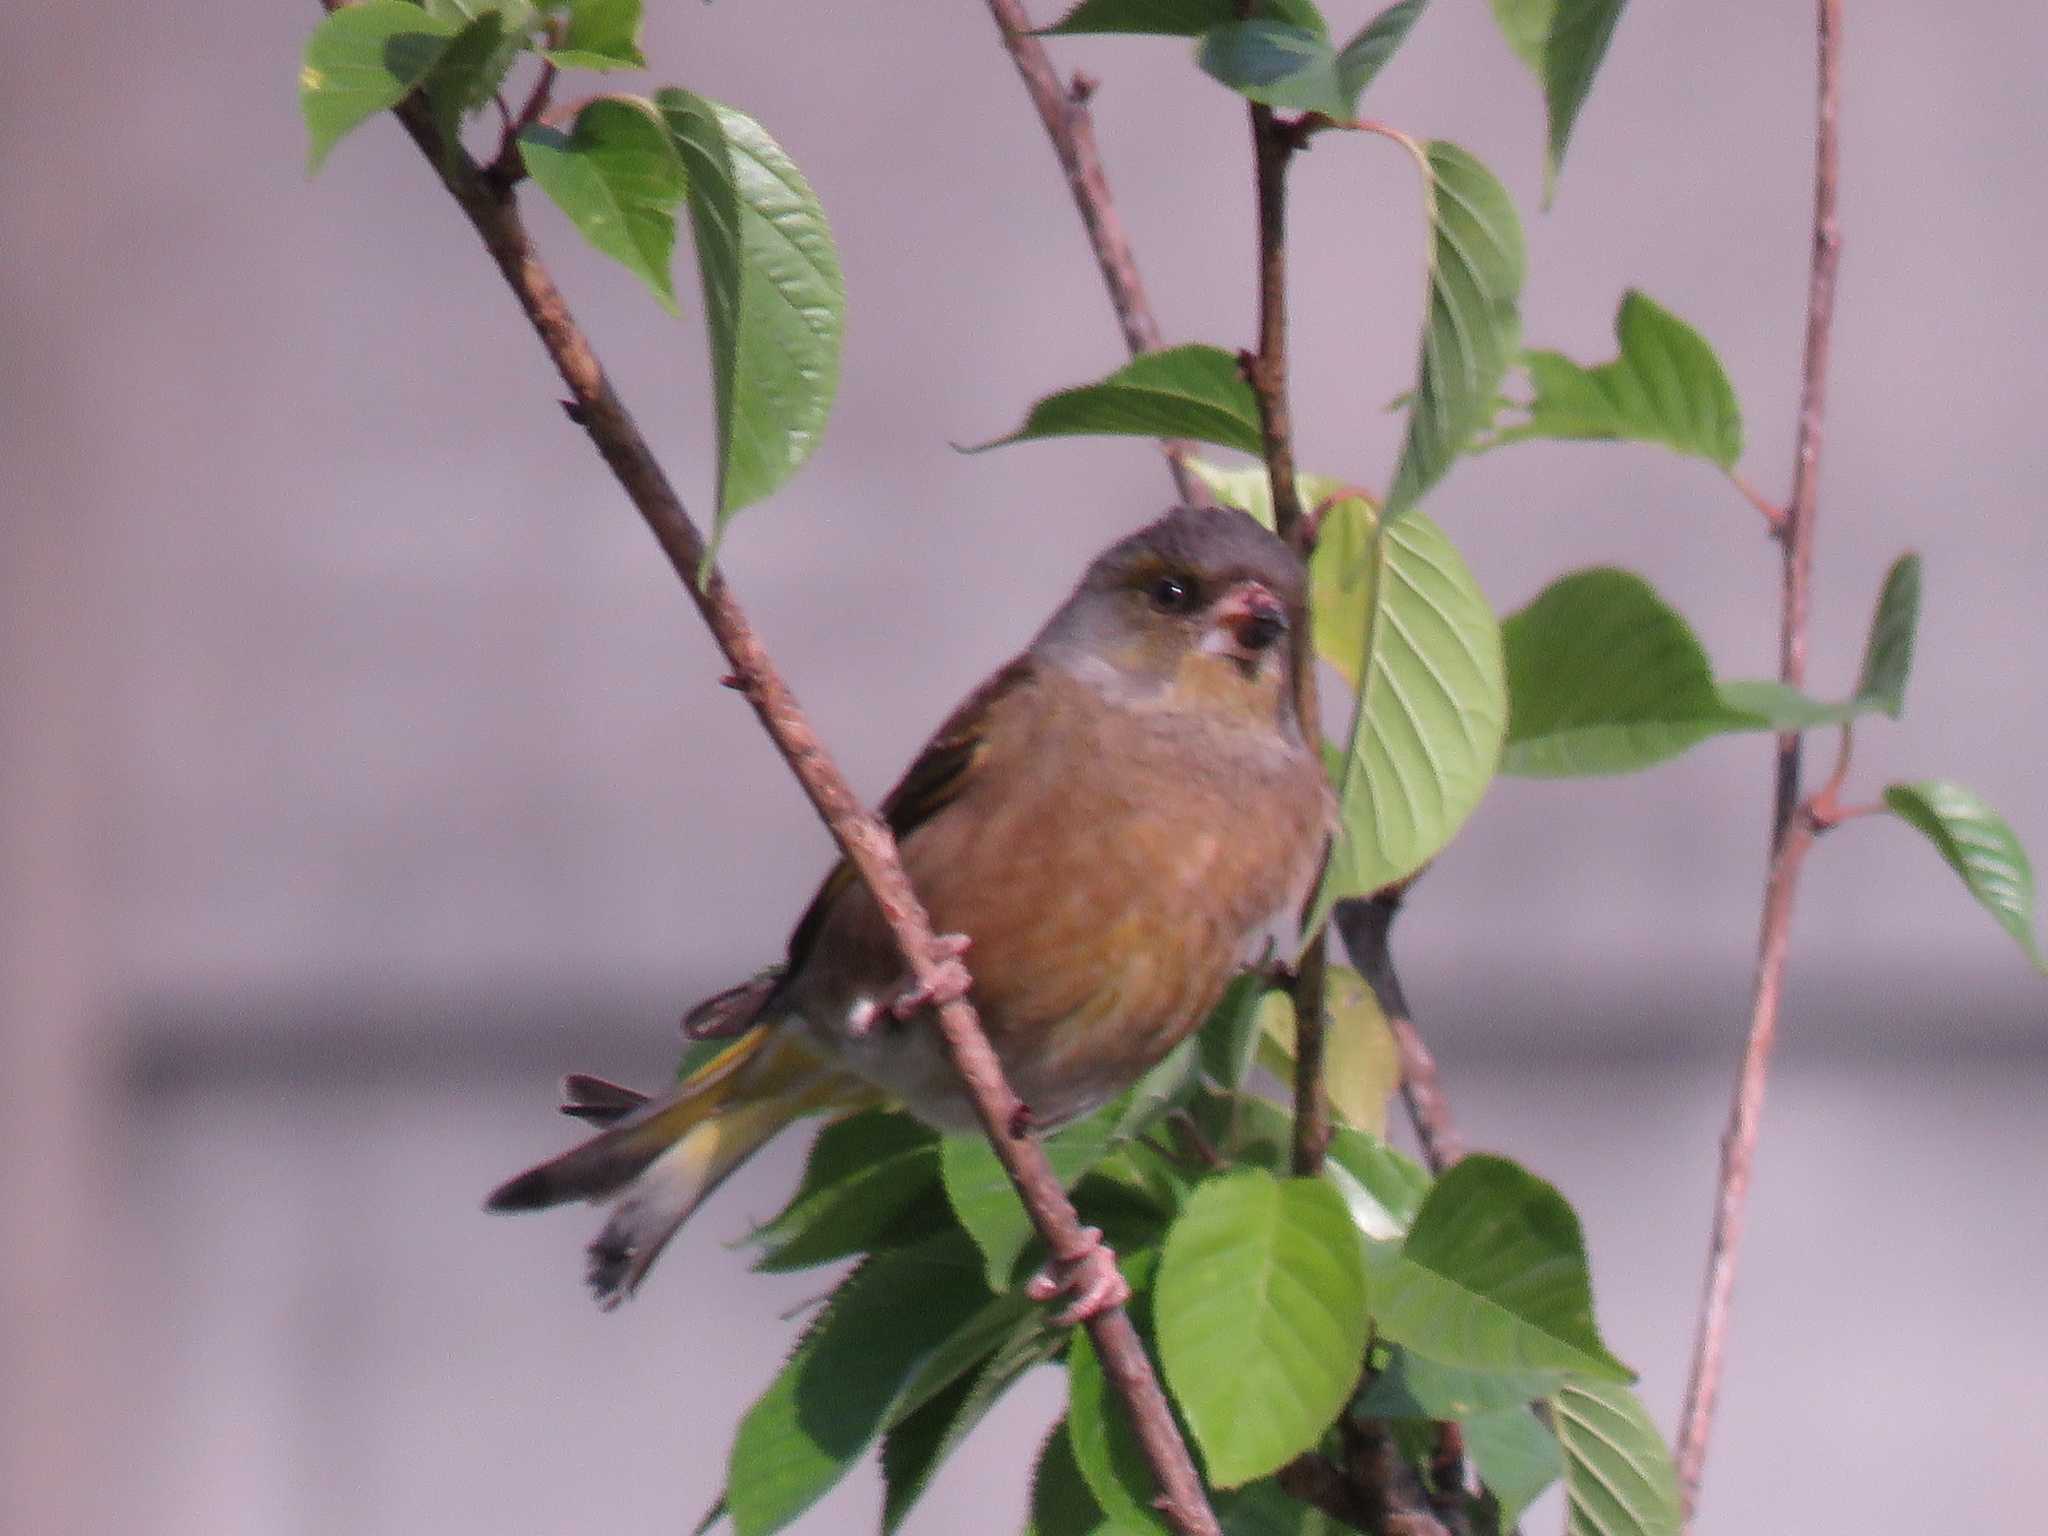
844;935;974;1039
1025;1227;1130;1327
886;933;973;1021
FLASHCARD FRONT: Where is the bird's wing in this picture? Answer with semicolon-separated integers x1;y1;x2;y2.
780;653;1038;979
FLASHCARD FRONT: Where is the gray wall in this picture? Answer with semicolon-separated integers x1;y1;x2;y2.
4;3;2044;1534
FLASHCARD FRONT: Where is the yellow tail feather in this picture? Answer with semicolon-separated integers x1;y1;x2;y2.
486;1027;878;1307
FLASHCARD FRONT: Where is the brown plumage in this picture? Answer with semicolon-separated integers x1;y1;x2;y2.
487;504;1333;1306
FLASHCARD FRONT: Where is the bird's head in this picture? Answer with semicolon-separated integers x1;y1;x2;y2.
1032;504;1310;737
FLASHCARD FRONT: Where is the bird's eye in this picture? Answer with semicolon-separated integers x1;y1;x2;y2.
1146;573;1198;612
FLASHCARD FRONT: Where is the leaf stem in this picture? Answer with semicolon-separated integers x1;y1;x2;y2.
1675;0;1845;1517
1728;468;1789;536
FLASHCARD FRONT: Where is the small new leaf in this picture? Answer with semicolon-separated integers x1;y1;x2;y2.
519;95;684;312
1370;1154;1632;1380
967;345;1266;458
301;1;461;173
1155;1170;1371;1486
1552;1379;1683;1536
1384;143;1527;518
1884;781;2046;971
1496;291;1742;469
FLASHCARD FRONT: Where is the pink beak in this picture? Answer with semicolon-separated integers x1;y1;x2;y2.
1207;580;1288;664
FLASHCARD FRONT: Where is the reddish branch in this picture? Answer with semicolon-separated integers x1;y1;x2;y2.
980;0;1207;506
1675;0;1846;1517
320;11;1221;1534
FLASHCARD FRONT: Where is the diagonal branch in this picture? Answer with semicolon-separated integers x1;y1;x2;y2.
1334;888;1466;1174
316;12;1220;1534
980;0;1207;506
1675;0;1846;1518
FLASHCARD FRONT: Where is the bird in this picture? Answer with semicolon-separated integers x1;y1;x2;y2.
486;503;1333;1316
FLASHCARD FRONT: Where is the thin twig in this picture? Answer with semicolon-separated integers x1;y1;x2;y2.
319;10;1221;1531
1675;0;1845;1518
979;0;1207;505
1235;99;1331;1178
1333;889;1467;1173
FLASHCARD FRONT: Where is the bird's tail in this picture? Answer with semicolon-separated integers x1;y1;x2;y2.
485;1027;874;1308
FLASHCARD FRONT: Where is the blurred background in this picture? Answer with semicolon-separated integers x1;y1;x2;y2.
4;3;2044;1533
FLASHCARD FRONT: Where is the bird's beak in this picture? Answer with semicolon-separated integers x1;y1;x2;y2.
1201;580;1288;667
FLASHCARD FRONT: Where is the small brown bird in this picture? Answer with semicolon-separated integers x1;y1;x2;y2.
487;504;1332;1311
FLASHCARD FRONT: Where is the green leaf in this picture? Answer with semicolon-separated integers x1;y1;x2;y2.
1334;0;1430;103
1355;1344;1561;1420
1488;1;1629;196
1044;0;1325;38
880;1305;1063;1533
421;13;511;165
941;1096;1138;1289
1027;1419;1110;1536
1155;1170;1371;1486
1369;1154;1632;1381
1464;1408;1564;1531
1541;1;1627;194
300;1;460;173
656;92;846;547
1311;498;1508;924
1324;1125;1431;1237
1884;781;2047;971
1384;142;1527;517
967;345;1265;458
1198;971;1270;1093
546;0;646;70
1255;966;1398;1136
1853;552;1921;717
725;1231;990;1536
519;95;684;312
1192;467;1505;918
746;1108;943;1272
936;1046;1191;1289
1500;568;1759;776
1197;23;1349;117
1497;291;1742;468
1551;1380;1682;1536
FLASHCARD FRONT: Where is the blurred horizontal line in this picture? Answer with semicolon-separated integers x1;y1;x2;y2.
118;966;2048;1099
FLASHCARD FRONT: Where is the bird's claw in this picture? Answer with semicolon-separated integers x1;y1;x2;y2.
887;933;973;1021
1025;1227;1130;1327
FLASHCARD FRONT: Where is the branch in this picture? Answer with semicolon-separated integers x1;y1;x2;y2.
325;23;1221;1536
1333;889;1467;1174
1675;0;1845;1517
980;0;1207;505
